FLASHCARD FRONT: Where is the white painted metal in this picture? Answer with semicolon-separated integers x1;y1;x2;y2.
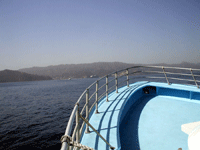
126;69;129;87
85;89;90;133
115;72;118;93
61;105;78;150
76;104;80;150
190;68;199;88
106;75;109;102
181;121;200;150
162;66;170;85
95;81;99;113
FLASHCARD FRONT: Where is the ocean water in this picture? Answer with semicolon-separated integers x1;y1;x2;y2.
0;78;97;150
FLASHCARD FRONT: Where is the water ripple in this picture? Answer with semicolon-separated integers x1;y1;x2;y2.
0;79;96;150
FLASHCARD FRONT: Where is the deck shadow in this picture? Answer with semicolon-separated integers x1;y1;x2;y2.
119;95;155;150
81;83;148;150
94;87;135;150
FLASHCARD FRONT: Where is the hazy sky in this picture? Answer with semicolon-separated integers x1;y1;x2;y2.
0;0;200;70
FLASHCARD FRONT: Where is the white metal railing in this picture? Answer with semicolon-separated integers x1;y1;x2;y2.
60;66;200;150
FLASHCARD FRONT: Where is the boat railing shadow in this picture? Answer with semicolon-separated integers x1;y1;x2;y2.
94;86;134;149
93;84;149;150
119;95;155;150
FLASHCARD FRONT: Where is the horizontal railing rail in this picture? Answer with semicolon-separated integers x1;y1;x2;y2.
60;66;200;150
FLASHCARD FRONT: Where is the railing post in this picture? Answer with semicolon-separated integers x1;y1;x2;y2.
85;89;90;133
190;68;199;88
126;69;129;87
162;66;170;85
106;75;109;102
95;81;99;113
76;103;80;150
115;72;118;93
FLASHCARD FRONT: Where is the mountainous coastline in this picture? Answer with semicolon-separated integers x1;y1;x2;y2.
18;62;200;80
19;62;135;79
0;70;52;83
1;62;200;83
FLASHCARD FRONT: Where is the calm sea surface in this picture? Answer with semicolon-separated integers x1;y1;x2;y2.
0;78;97;150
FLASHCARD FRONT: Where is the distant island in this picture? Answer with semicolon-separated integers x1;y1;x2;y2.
0;70;52;83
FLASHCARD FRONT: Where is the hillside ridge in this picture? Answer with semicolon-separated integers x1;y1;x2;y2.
18;62;200;79
0;69;52;83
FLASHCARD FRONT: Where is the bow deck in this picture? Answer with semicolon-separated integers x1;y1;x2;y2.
81;82;200;150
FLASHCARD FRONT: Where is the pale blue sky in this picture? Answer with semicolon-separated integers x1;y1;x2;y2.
0;0;200;70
